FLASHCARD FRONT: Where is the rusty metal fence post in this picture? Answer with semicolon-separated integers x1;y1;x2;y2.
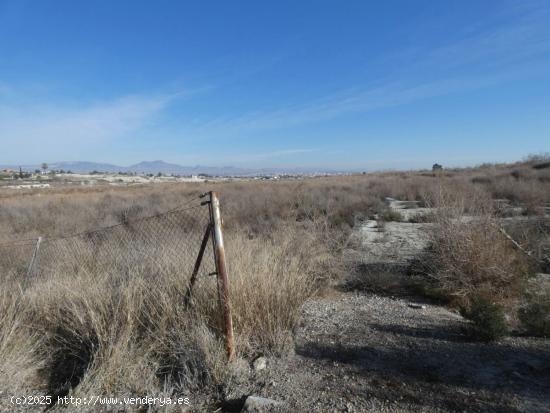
207;191;235;361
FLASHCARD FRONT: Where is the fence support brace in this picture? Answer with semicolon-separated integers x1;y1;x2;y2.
208;191;235;361
184;223;212;307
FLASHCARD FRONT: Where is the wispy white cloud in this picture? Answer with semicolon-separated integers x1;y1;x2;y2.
0;92;183;162
1;95;167;138
182;1;550;136
423;2;550;70
185;70;531;136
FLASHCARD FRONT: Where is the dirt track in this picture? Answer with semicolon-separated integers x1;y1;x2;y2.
226;201;550;413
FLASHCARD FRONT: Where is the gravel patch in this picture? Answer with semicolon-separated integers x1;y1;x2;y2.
234;292;550;412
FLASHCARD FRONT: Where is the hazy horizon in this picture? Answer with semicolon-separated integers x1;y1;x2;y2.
2;153;545;174
1;1;549;168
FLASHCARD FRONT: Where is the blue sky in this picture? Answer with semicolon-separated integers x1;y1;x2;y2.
1;0;549;170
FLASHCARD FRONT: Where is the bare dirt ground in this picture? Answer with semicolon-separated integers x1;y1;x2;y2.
226;201;550;413
235;292;550;413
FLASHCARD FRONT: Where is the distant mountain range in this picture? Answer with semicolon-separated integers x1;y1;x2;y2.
1;160;344;176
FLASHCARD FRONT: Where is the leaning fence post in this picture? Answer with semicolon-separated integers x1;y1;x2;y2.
27;236;42;278
208;191;235;361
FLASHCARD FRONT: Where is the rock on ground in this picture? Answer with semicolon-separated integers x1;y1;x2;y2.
241;395;282;412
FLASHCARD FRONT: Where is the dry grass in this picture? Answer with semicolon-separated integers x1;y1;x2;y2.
0;180;347;408
0;229;333;408
224;227;332;354
0;277;45;394
24;268;226;403
0;158;549;404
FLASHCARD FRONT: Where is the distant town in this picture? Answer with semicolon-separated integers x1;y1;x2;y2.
0;161;356;190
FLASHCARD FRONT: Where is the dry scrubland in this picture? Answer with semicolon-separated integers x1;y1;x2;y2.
1;157;550;410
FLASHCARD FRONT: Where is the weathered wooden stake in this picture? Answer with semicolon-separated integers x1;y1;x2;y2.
208;191;235;360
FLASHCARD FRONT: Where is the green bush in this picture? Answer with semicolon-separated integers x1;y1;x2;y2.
462;297;508;341
519;290;550;338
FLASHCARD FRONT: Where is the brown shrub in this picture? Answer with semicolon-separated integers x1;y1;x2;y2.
419;190;532;308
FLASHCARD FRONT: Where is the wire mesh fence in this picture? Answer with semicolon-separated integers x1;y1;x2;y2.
0;238;37;279
0;191;235;358
1;196;215;287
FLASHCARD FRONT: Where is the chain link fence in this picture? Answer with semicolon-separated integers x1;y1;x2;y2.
0;191;235;357
0;238;37;279
0;194;216;291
